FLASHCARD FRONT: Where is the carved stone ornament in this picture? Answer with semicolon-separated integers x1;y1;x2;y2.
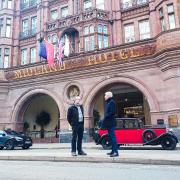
67;85;80;100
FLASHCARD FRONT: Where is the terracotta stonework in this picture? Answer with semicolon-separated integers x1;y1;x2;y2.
0;0;180;141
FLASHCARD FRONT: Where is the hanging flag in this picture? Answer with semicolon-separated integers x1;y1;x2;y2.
44;40;54;67
58;40;65;66
64;35;70;57
39;41;47;60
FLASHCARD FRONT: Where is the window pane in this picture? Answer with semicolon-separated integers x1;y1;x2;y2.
103;25;108;34
104;36;108;48
2;0;6;8
96;0;104;9
167;4;174;13
122;0;132;9
124;24;135;42
22;19;28;34
6;25;11;37
137;0;147;5
4;56;9;68
8;0;12;9
169;14;176;29
89;35;94;51
84;26;89;35
30;47;36;63
139;20;150;40
21;49;27;65
89;25;94;33
51;10;58;20
85;37;89;51
31;16;37;34
84;0;92;10
98;24;103;33
98;35;103;49
159;8;164;18
160;18;166;31
61;6;68;17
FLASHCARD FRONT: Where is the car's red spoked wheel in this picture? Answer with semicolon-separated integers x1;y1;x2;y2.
142;129;157;143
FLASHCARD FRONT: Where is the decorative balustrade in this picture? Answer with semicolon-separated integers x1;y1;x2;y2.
47;9;109;31
121;0;149;11
19;29;37;39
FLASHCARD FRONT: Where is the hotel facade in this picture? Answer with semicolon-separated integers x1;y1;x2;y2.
0;0;180;142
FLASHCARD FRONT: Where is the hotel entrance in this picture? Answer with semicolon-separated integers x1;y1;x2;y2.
16;93;60;143
93;83;151;127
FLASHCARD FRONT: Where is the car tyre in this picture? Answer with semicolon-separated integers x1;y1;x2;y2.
161;136;177;150
22;146;30;150
101;136;112;150
0;146;4;150
5;139;14;150
142;129;157;143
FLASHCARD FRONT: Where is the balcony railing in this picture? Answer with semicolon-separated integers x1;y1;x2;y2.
47;8;110;32
19;29;37;39
20;0;37;11
121;0;149;11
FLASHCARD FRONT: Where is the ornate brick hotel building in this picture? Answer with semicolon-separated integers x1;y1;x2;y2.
0;0;180;142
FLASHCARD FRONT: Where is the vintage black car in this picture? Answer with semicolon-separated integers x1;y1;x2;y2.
0;130;32;150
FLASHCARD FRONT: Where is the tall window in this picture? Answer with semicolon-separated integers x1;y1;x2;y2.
51;10;58;20
21;49;27;65
6;18;11;37
124;23;135;43
30;47;36;63
0;18;3;37
4;48;10;68
167;4;176;30
2;0;6;9
22;19;28;36
159;8;166;32
61;6;68;17
7;0;12;9
31;16;37;34
96;0;104;9
84;0;92;10
98;24;108;49
0;48;2;68
139;20;150;40
84;25;94;51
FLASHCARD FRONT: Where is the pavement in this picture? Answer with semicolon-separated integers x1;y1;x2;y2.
0;143;180;165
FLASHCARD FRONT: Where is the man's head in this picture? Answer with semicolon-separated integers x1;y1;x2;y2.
74;96;81;105
104;91;113;101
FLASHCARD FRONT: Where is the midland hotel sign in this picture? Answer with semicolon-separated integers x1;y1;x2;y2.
6;44;156;80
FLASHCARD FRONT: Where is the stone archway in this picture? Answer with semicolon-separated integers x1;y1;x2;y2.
10;88;66;138
84;75;159;129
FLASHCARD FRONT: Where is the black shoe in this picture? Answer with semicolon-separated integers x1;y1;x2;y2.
71;152;77;156
110;153;119;157
78;151;87;155
107;152;113;155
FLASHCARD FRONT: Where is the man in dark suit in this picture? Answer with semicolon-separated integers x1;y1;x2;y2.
67;96;87;156
102;91;119;157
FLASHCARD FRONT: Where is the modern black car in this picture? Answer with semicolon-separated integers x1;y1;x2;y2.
0;130;32;150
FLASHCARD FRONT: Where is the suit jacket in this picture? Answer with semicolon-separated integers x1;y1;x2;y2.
103;98;116;128
67;105;84;126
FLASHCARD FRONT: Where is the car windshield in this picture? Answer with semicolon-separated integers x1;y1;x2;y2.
5;130;20;136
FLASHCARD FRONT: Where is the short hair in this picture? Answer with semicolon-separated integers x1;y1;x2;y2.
75;96;81;100
105;91;113;98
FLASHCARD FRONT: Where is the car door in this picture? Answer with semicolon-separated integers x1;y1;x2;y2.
114;118;126;144
123;119;144;144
